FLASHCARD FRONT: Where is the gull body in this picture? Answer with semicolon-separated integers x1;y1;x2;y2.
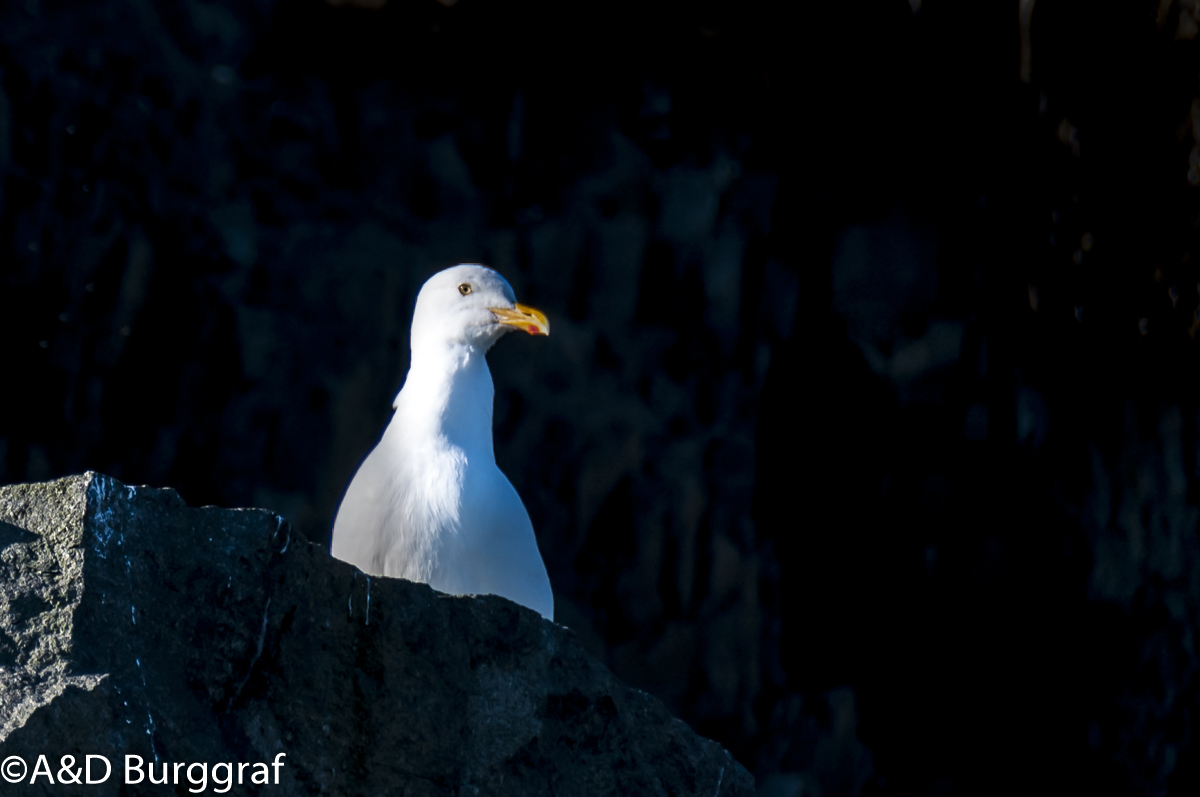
331;265;554;619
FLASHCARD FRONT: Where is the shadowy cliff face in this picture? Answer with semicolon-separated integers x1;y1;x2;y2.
0;0;778;778
0;473;753;796
2;1;1200;795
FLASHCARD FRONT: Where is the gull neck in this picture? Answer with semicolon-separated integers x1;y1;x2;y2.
396;340;495;457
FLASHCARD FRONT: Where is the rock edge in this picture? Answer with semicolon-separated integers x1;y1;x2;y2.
0;473;752;796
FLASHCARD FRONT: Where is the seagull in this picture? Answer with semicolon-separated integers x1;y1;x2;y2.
331;264;555;620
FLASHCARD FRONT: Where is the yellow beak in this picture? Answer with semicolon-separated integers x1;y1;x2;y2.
490;303;550;336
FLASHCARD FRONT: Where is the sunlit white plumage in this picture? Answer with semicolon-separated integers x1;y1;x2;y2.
331;264;554;619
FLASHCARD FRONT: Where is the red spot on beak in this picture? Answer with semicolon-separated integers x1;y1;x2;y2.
528;325;538;334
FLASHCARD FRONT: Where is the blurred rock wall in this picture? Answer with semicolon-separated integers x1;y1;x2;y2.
4;1;1200;795
0;0;786;781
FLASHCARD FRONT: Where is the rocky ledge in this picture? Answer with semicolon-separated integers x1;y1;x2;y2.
0;473;751;796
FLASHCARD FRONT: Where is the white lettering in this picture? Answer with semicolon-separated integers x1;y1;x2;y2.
29;755;54;784
212;762;233;793
124;755;144;785
85;755;111;784
57;755;82;784
122;756;290;788
149;762;168;785
187;762;207;793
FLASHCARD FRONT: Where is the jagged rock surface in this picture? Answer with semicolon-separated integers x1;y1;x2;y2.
0;473;752;796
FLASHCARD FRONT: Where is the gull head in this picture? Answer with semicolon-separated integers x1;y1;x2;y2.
411;264;549;353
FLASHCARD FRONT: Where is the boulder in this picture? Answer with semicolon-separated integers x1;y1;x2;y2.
0;473;752;796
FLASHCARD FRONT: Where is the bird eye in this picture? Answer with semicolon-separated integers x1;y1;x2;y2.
458;283;472;295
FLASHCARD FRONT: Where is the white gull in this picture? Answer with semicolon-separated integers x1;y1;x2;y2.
331;264;554;619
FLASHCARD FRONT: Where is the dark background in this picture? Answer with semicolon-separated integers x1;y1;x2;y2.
2;0;1199;794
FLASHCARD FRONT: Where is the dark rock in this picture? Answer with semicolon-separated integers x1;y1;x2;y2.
0;0;775;771
0;472;752;796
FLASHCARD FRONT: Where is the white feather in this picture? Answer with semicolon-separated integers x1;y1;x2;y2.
331;264;554;619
